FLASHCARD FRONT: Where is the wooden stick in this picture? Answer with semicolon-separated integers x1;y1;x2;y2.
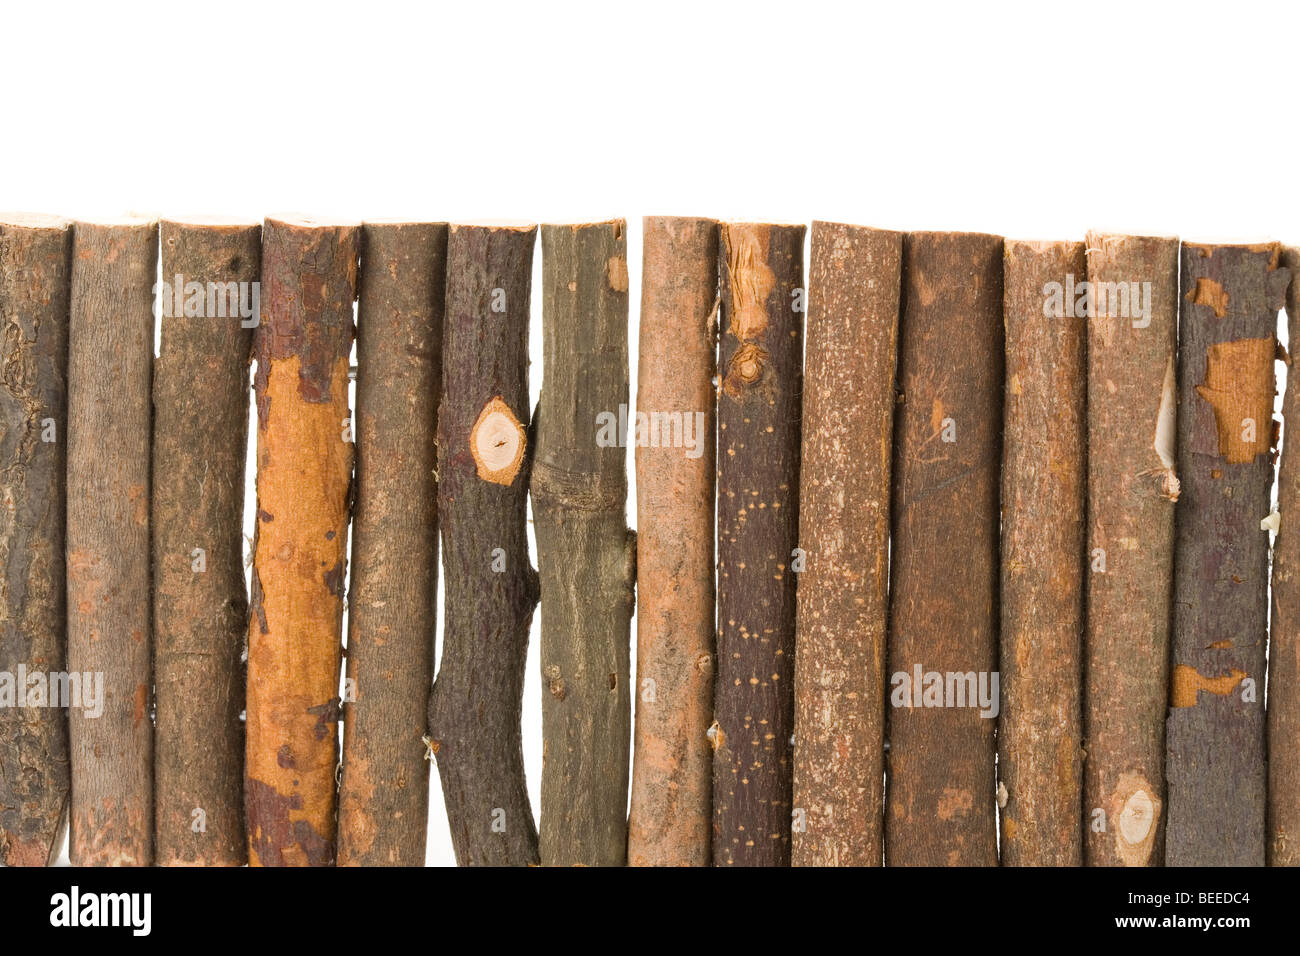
791;221;900;867
532;220;634;867
1271;246;1300;866
1166;241;1285;867
1083;232;1179;867
713;221;805;867
66;217;157;866
998;239;1086;866
246;215;359;867
627;216;718;867
885;231;1001;867
427;222;540;866
338;222;447;867
0;213;71;866
153;218;259;866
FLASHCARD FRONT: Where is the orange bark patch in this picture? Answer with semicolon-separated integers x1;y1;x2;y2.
1195;337;1275;464
1171;664;1247;708
1186;277;1229;317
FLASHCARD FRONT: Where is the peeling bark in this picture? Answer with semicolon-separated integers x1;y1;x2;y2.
246;216;359;867
66;218;157;866
1166;242;1285;867
714;221;805;867
998;239;1086;866
791;221;900;867
886;231;1002;868
426;223;540;866
153;219;259;866
338;222;446;866
0;214;70;866
1083;233;1179;867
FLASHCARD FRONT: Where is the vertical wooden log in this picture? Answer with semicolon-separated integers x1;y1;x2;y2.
791;221;900;867
713;221;805;867
885;231;1001;868
427;223;540;866
66;218;157;866
1166;242;1285;867
338;222;446;867
1083;232;1179;867
998;239;1086;866
153;219;259;866
627;216;718;867
1271;246;1300;866
533;220;634;867
246;216;358;867
0;214;71;866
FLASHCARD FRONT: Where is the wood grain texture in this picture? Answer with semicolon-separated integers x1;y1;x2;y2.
791;221;900;867
338;222;446;866
627;216;718;867
66;219;157;866
426;223;540;866
0;214;70;866
998;239;1086;866
713;221;805;867
885;231;1002;868
153;219;259;866
1166;241;1285;867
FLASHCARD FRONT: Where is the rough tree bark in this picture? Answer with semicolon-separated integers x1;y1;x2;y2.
885;231;1002;868
153;218;259;867
998;239;1086;866
791;221;900;867
0;214;71;866
627;216;718;867
427;223;540;866
1166;242;1285;867
1271;246;1300;867
246;216;359;867
533;220;635;867
66;218;157;866
338;222;447;867
1083;232;1179;867
713;221;805;867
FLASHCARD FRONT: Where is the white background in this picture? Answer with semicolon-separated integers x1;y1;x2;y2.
5;0;1298;866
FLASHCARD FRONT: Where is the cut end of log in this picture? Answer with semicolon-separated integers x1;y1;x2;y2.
0;212;70;230
265;213;363;229
471;396;526;486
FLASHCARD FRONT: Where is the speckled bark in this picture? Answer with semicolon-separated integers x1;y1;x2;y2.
1166;242;1285;867
714;221;804;867
0;214;70;867
627;216;718;868
998;239;1086;866
246;216;358;867
1271;247;1300;866
533;220;634;867
426;223;540;866
66;219;157;866
153;219;258;867
338;222;446;867
791;221;900;867
885;231;1002;868
1083;233;1179;867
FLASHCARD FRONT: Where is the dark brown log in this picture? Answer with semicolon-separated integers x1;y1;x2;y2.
338;221;446;867
791;221;900;867
427;222;540;866
0;213;71;867
66;218;157;866
713;221;804;867
627;216;718;867
1166;241;1285;867
153;218;259;867
1271;246;1300;866
998;239;1086;866
1083;233;1179;867
533;220;634;867
885;231;1001;868
246;216;359;867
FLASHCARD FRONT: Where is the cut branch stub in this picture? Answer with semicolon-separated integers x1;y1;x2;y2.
471;395;526;485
